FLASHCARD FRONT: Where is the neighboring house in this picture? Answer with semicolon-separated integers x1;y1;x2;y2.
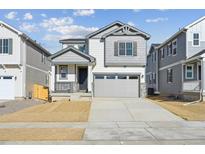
146;44;160;94
50;21;150;98
146;16;205;101
0;21;51;100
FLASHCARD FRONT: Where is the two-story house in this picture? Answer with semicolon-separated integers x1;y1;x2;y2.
0;21;51;100
146;16;205;101
50;21;150;99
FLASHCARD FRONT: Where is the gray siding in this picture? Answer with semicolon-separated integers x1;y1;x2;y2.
25;67;49;97
25;41;50;98
146;47;157;91
159;32;186;68
52;50;90;64
187;41;205;58
159;64;183;96
26;41;50;71
105;36;146;66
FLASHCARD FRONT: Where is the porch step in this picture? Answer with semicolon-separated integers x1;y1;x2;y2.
70;93;80;100
50;92;92;102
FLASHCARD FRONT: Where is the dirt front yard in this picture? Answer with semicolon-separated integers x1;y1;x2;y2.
0;128;85;141
147;96;205;121
0;101;91;122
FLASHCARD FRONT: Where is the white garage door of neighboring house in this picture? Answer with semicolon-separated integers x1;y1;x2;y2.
94;74;140;98
0;76;15;100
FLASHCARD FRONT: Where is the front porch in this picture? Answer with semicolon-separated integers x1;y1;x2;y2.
53;65;89;93
50;46;95;98
182;59;201;92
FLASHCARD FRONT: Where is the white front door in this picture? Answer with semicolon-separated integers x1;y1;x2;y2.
0;76;15;100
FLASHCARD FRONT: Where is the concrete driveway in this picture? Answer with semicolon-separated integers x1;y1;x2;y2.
89;98;182;122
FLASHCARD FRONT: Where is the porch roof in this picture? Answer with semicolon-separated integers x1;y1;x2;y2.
185;49;205;63
50;46;95;65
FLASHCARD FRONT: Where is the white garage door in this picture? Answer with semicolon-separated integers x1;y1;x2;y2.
0;76;15;100
94;74;139;98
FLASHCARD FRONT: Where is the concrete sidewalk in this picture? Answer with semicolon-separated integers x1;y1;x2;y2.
0;121;205;144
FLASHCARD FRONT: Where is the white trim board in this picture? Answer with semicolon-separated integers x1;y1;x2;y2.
159;60;185;71
26;64;49;74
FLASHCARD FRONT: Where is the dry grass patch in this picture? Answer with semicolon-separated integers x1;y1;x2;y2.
0;128;84;141
147;96;205;121
0;101;91;122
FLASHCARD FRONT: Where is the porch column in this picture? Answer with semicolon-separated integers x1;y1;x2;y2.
51;65;56;92
87;65;93;92
201;57;205;101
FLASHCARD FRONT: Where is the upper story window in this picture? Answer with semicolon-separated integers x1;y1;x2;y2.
193;33;200;46
118;42;133;56
167;68;173;83
59;65;68;79
168;43;172;56
185;65;194;79
0;39;12;55
172;40;177;55
160;48;164;60
79;45;85;52
154;52;156;62
153;73;156;84
41;53;46;64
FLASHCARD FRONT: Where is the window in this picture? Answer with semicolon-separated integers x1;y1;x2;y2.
153;73;156;84
126;42;133;55
167;69;173;83
168;43;172;55
0;39;12;54
79;45;85;52
118;75;127;79
95;75;104;79
106;75;116;79
59;65;68;79
160;49;164;59
118;42;133;56
166;45;169;56
154;52;156;62
193;33;199;46
129;75;138;79
41;53;45;63
186;65;194;79
163;48;166;57
172;40;177;55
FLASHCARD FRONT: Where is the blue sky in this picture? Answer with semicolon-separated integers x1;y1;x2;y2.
0;9;205;53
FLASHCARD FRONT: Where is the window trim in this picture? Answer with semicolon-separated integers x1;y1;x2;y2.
185;64;194;79
118;41;133;56
192;33;200;47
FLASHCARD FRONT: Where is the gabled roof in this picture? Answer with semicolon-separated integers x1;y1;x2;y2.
50;46;95;63
0;20;51;56
187;49;205;60
157;16;205;49
185;16;205;29
102;24;151;40
86;21;124;38
156;28;186;49
148;43;160;55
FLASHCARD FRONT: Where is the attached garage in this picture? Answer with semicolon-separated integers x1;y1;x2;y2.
93;74;140;98
0;76;15;100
